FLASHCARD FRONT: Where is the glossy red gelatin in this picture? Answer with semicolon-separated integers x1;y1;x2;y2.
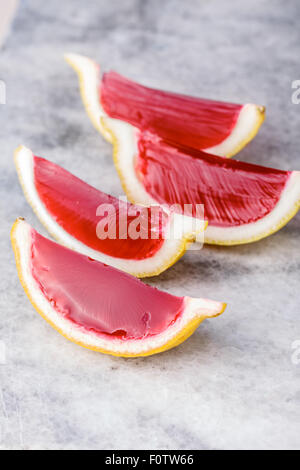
34;156;167;260
30;229;184;339
136;134;291;227
100;71;243;150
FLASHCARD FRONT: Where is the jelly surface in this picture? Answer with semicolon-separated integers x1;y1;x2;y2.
136;134;291;227
100;71;242;150
34;156;167;260
31;230;184;339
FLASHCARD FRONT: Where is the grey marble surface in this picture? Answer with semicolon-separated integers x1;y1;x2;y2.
0;0;300;450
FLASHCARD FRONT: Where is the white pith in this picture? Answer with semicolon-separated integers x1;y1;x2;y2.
16;146;205;277
204;104;264;157
101;118;300;245
65;53;264;158
12;219;224;356
205;171;300;243
66;53;300;245
64;53;111;141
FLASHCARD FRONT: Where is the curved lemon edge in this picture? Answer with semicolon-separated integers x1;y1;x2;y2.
226;105;266;158
65;54;295;247
204;199;300;245
65;53;265;159
101;118;300;246
11;218;226;358
64;53;112;143
14;146;206;278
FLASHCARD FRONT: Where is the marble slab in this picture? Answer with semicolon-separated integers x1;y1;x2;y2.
0;0;299;450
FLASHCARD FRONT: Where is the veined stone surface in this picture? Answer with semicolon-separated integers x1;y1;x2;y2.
0;0;300;450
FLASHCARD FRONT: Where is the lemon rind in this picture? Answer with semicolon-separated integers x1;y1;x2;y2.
15;146;206;278
11;218;225;358
100;118;300;246
66;53;300;246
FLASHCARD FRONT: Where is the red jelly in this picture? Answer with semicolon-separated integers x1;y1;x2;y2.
136;134;291;227
100;71;242;150
34;156;167;259
31;229;184;339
